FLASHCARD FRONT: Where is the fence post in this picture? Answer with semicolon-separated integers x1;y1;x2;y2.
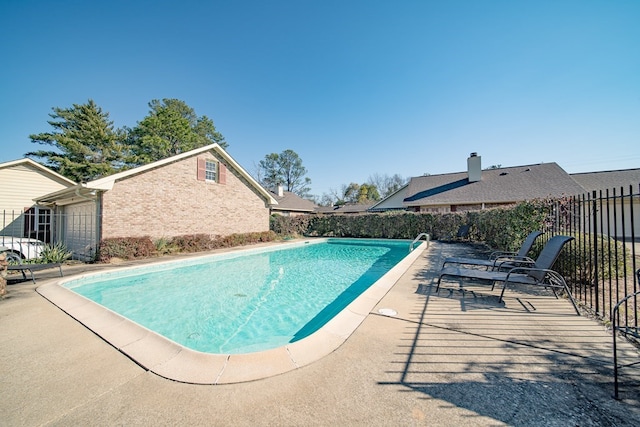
592;190;599;313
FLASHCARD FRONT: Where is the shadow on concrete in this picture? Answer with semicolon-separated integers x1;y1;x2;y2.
378;242;640;426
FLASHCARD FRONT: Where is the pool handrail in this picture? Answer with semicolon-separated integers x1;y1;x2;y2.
410;233;430;251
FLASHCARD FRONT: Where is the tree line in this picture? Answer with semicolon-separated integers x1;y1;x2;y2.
27;98;406;204
27;99;226;183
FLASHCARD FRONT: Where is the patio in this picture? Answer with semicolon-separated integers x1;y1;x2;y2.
1;241;640;426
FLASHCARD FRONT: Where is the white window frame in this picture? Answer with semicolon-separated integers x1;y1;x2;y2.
205;160;217;182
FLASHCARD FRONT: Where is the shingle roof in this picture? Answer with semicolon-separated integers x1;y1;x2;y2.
403;163;585;207
36;144;278;205
570;168;640;194
270;191;316;212
315;203;374;214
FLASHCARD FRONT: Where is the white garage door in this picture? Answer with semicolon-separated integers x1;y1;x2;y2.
63;201;98;261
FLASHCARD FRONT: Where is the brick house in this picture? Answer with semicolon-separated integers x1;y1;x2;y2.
370;153;586;213
268;184;317;216
36;144;277;260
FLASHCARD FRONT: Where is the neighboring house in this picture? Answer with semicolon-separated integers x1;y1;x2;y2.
570;169;640;194
269;184;317;216
0;158;76;241
570;168;640;239
370;153;586;213
36;144;277;260
368;183;410;213
315;203;375;215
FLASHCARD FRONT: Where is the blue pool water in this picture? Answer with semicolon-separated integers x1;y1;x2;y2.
64;239;412;354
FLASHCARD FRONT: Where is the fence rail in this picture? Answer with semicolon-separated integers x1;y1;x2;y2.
1;209;98;261
550;184;639;330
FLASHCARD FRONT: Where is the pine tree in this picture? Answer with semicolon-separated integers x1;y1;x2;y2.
28;99;124;182
124;98;226;165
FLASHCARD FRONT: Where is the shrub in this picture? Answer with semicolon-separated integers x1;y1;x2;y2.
98;237;156;262
552;232;630;285
97;231;279;262
169;234;215;253
39;242;72;264
154;237;180;256
270;215;312;237
217;231;277;247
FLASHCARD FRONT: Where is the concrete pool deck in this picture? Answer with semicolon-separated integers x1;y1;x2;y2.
2;241;640;425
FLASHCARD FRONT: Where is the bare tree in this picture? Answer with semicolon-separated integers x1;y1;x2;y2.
367;173;408;198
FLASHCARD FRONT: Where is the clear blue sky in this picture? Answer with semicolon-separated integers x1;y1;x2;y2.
1;0;639;197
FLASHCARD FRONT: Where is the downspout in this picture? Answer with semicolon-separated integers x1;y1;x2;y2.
95;191;103;261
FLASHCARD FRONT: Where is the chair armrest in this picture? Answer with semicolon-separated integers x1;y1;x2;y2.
489;250;516;260
503;266;558;281
492;256;535;270
502;267;571;292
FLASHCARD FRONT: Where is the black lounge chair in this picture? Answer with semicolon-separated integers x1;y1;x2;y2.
5;254;63;284
436;235;579;314
442;231;543;270
455;224;471;241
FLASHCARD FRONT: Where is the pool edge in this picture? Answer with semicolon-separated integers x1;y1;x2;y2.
36;240;428;384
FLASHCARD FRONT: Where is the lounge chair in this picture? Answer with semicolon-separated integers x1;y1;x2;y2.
4;253;63;284
436;235;579;314
442;231;543;270
455;224;471;241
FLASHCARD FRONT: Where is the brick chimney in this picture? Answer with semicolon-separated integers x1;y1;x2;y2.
467;152;481;182
277;183;284;197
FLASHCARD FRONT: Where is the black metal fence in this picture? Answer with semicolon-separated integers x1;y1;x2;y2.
549;184;639;329
1;208;98;261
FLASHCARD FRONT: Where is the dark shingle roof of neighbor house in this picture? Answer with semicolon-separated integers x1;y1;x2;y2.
269;191;317;212
570;168;640;193
315;203;374;214
403;162;586;207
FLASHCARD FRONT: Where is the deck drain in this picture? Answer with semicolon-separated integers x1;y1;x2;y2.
378;308;397;316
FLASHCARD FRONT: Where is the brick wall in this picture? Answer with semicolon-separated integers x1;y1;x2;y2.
101;151;269;239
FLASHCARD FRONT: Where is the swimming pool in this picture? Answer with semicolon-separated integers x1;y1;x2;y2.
38;238;427;384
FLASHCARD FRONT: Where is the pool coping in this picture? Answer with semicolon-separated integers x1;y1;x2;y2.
36;239;428;384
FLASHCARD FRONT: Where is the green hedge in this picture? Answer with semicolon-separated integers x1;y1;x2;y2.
270;200;552;250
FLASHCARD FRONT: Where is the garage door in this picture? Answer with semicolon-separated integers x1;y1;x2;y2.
63;201;97;261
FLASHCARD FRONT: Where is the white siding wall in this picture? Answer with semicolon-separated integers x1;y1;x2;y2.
372;186;408;211
0;163;73;236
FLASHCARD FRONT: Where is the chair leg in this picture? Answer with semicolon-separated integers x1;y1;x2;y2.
551;273;580;315
498;280;508;302
435;276;443;292
563;283;580;315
